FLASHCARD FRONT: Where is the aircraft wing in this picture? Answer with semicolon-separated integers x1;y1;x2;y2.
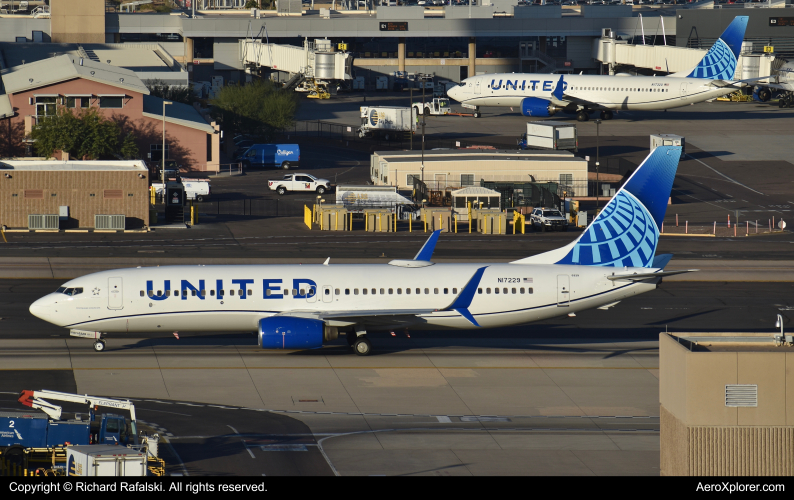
710;76;777;88
271;309;437;328
550;75;605;110
759;82;794;91
557;92;604;110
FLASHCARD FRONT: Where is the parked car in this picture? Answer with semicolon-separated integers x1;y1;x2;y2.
530;207;569;232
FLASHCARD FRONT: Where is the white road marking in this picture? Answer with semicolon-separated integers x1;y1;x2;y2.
436;416;451;423
246;447;256;459
227;425;240;434
685;154;764;196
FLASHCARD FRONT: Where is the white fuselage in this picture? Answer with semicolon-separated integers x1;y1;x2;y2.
448;73;734;111
29;263;657;334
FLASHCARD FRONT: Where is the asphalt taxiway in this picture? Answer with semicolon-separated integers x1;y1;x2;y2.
1;280;791;475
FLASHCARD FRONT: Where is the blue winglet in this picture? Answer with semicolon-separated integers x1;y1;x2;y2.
446;266;488;326
414;230;441;261
552;75;565;101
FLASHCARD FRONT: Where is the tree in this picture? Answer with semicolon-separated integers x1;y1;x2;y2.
120;132;140;160
31;108;119;160
244;0;260;7
210;80;298;142
145;79;192;105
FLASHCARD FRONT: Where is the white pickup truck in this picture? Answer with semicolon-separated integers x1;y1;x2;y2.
268;173;331;196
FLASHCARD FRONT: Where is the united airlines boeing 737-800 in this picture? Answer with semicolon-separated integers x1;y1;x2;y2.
30;146;692;355
447;16;752;121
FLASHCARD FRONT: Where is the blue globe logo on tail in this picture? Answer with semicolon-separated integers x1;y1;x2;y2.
687;16;748;81
557;191;658;268
556;145;681;268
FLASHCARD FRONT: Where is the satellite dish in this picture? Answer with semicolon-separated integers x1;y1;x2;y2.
779;219;786;230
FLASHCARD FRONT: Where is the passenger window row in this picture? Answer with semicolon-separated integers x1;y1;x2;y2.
138;286;534;298
477;287;533;294
333;287;459;296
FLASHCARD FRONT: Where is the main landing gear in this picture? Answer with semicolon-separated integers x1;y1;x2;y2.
600;110;614;120
347;328;372;356
576;110;589;122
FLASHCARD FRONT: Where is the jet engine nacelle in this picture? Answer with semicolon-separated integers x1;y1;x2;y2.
520;97;561;117
258;317;338;349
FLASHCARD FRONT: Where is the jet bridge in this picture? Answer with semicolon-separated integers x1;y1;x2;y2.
240;37;352;88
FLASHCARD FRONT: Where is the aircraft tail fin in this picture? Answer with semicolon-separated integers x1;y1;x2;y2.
511;145;681;268
669;16;748;80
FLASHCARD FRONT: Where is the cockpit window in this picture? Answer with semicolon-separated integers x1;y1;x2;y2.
59;287;83;296
56;287;66;293
458;82;467;86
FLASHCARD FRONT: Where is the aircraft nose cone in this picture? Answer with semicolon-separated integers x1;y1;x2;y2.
29;297;47;319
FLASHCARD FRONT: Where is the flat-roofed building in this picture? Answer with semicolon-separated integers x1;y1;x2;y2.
370;149;587;196
0;160;150;230
660;332;794;476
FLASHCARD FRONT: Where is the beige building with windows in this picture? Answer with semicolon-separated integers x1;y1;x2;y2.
660;332;794;476
370;149;588;194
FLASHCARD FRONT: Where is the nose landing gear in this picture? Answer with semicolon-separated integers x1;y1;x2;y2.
70;329;108;352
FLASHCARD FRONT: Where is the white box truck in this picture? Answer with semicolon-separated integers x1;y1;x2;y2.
358;106;416;139
650;134;685;158
518;121;578;152
66;445;147;476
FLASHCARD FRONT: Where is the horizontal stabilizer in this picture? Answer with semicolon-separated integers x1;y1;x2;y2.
607;269;698;281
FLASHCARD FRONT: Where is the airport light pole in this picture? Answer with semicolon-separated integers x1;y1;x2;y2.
421;74;426;184
593;118;601;211
162;100;173;183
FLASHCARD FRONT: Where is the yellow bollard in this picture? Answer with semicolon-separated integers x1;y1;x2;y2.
424;217;427;233
365;213;368;232
350;213;353;231
335;212;338;231
454;214;457;233
499;215;503;235
150;186;155;205
439;214;442;232
409;215;412;232
513;211;516;234
378;214;382;232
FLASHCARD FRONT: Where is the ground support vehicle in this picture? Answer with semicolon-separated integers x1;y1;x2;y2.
412;98;451;116
0;390;139;466
236;144;300;170
358;106;416;139
268;173;331;195
530;206;569;231
518;121;577;152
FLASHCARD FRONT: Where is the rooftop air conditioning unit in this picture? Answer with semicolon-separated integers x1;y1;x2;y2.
95;214;125;230
602;28;614;39
28;214;59;230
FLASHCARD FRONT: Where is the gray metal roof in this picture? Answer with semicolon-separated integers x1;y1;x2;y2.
451;186;501;196
375;149;574;158
0;54;149;96
0;160;149;171
142;95;215;134
381;154;582;163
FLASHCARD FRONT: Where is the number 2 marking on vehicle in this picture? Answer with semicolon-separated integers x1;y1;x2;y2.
8;420;14;428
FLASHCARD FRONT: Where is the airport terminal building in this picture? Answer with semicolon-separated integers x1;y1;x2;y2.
1;0;793;90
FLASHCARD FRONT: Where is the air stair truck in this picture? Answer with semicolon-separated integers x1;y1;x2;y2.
358;106;416;139
0;390;145;468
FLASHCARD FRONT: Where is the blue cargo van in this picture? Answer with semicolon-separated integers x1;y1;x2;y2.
237;144;300;170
